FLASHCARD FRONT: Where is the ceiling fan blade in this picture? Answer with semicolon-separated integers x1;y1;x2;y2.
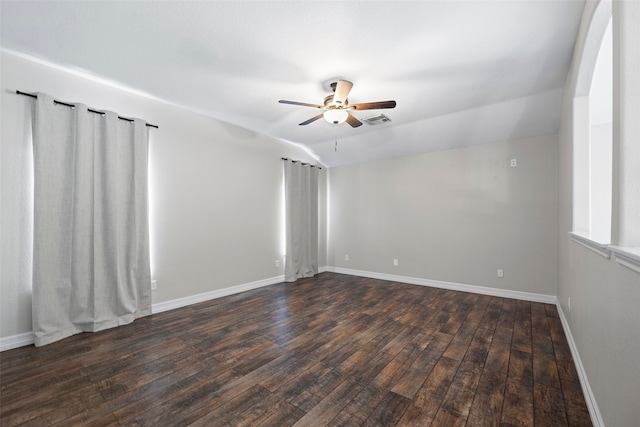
299;114;325;126
279;100;324;109
349;100;396;110
333;80;353;106
346;113;363;128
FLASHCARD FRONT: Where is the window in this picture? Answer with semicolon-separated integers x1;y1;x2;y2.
571;16;612;255
571;0;640;274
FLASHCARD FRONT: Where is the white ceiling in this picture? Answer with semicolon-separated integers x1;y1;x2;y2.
1;1;584;167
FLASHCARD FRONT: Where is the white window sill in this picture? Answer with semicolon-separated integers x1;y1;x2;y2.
570;232;640;274
569;232;612;258
609;246;640;274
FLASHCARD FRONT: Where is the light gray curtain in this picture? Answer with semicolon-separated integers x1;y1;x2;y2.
32;93;151;347
284;160;319;282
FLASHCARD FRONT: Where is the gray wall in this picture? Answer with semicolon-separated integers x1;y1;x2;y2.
1;51;326;339
328;134;559;296
557;1;640;425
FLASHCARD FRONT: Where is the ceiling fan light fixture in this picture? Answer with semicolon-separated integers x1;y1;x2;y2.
324;109;349;124
280;80;395;128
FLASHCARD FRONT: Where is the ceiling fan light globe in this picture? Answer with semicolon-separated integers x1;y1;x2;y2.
324;109;349;124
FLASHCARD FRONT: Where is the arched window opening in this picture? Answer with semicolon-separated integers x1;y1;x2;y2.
572;16;612;248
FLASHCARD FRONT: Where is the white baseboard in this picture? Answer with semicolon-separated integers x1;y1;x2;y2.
151;267;328;314
326;267;557;304
556;303;604;427
151;274;286;314
0;331;35;352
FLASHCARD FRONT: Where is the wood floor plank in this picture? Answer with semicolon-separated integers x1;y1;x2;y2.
497;299;516;330
442;325;476;361
430;409;466;427
512;309;533;353
334;338;421;422
557;360;592;426
391;332;453;399
531;302;550;331
532;330;561;389
501;376;535;427
223;362;323;427
549;316;573;363
396;403;430;427
361;391;411;427
60;354;214;426
253;399;305;427
287;368;344;413
186;384;271;426
439;303;472;335
484;333;512;374
545;303;560;318
534;383;569;427
290;376;362;426
409;356;462;423
292;325;418;426
0;273;590;427
258;354;321;392
2;333;186;402
114;364;241;426
462;325;493;365
508;348;534;386
466;369;507;426
437;360;483;419
1;337;195;424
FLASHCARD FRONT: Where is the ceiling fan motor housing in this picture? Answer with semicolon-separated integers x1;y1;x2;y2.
324;95;347;109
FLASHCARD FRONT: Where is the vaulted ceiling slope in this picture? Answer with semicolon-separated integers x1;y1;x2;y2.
1;1;584;167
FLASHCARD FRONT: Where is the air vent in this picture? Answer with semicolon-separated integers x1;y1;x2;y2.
362;114;391;125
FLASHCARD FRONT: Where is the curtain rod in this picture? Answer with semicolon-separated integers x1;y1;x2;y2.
281;157;322;169
16;90;159;129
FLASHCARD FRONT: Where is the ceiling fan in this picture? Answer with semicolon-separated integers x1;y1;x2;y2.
279;80;396;128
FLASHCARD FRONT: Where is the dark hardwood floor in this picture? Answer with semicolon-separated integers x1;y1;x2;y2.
1;273;591;426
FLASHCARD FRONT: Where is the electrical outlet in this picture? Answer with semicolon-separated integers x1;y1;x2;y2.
393;259;398;267
275;259;279;268
510;159;517;167
497;269;504;278
151;280;157;291
345;254;349;261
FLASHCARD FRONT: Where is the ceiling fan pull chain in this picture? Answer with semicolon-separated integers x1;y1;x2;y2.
335;131;338;152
